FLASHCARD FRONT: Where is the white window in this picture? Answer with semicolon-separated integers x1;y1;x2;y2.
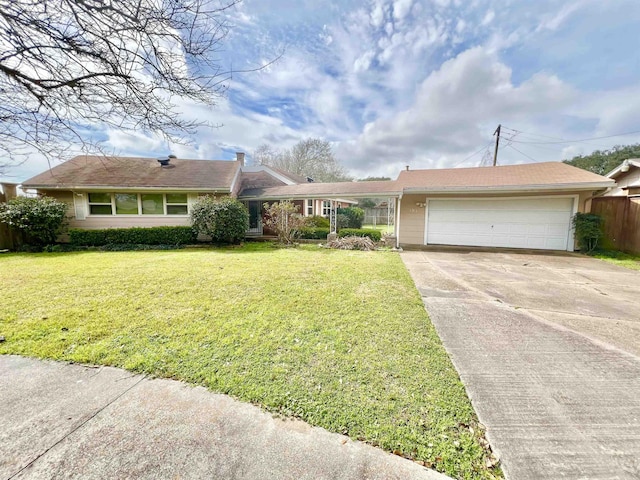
322;200;331;217
88;192;113;215
87;193;190;216
306;199;313;216
166;193;188;215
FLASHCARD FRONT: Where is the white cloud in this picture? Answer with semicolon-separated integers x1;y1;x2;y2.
536;1;585;32
481;10;495;26
337;46;578;176
370;1;386;28
392;0;413;21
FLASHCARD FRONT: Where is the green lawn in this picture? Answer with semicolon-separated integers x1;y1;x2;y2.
362;223;395;234
0;244;500;479
593;250;640;270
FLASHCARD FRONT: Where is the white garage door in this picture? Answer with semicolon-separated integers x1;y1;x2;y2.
426;198;574;250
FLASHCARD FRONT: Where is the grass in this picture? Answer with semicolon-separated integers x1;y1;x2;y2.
0;243;500;479
593;250;640;270
362;223;394;234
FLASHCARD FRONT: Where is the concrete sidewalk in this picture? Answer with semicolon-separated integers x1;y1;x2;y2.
402;250;640;479
0;355;448;480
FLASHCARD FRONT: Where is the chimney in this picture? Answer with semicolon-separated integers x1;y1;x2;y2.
236;152;245;166
406;165;410;171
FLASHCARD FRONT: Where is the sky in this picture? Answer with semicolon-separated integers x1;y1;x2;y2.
4;0;640;183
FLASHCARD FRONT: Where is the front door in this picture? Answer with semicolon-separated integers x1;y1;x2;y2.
247;201;263;235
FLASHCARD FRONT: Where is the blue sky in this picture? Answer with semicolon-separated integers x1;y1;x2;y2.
6;0;640;183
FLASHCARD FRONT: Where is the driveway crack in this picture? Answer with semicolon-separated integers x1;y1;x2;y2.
6;374;146;480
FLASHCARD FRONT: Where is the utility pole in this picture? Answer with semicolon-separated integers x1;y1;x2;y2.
492;124;501;166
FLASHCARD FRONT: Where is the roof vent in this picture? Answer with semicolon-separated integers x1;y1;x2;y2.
157;154;176;167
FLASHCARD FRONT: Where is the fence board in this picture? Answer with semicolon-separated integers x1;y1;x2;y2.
591;197;640;254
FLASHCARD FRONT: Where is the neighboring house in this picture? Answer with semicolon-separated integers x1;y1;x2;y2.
21;157;614;251
604;159;640;197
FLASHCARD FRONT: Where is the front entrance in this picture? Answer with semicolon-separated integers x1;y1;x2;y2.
246;200;262;235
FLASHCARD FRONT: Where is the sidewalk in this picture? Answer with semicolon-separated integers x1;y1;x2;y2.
1;355;450;480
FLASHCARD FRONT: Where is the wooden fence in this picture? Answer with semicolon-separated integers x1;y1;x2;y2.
591;196;640;254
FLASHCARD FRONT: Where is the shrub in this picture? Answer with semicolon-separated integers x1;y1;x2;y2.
304;215;330;228
338;228;381;242
0;196;68;245
299;227;331;239
326;236;376;251
337;207;365;229
191;196;249;244
336;213;350;230
263;200;306;245
69;226;196;246
572;213;603;253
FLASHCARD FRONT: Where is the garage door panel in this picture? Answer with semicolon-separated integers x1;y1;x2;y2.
426;198;573;251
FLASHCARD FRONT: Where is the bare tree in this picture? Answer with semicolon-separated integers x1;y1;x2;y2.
0;0;246;174
256;138;351;182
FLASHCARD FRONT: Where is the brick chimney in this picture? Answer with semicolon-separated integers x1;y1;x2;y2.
236;152;245;166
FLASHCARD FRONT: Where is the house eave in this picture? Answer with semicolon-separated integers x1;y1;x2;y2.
401;182;615;195
238;191;402;200
21;185;232;192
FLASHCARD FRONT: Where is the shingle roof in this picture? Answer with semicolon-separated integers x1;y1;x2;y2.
239;180;401;199
22;155;240;190
396;162;614;191
240;171;288;190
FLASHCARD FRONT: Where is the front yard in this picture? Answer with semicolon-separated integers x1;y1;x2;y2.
593;250;640;270
0;244;499;479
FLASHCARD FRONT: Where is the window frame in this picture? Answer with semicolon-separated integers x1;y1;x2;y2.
322;200;331;217
86;193;191;216
165;193;189;215
88;192;114;216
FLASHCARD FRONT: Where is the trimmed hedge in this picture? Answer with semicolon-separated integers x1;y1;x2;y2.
299;227;331;239
69;226;197;246
304;215;330;228
337;228;381;242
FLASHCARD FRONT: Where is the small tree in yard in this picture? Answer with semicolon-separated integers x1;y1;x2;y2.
0;196;68;245
572;213;603;253
263;201;306;245
191;196;249;244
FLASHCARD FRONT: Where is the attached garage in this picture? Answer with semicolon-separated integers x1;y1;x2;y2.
425;197;575;250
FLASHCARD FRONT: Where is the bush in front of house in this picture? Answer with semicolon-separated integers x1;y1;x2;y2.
299;227;331;239
263;200;307;245
337;228;381;242
304;215;330;228
0;196;68;245
191;196;249;244
336;207;365;229
572;213;603;253
69;226;196;246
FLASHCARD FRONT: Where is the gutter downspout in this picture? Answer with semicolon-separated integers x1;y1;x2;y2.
395;194;402;249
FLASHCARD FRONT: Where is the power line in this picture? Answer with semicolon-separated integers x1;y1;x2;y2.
453;141;493;167
506;144;537;162
500;127;640;145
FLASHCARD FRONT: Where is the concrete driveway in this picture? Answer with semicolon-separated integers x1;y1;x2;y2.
402;249;640;480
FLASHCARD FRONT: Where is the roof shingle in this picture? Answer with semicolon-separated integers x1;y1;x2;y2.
22;155;240;190
396;162;613;190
